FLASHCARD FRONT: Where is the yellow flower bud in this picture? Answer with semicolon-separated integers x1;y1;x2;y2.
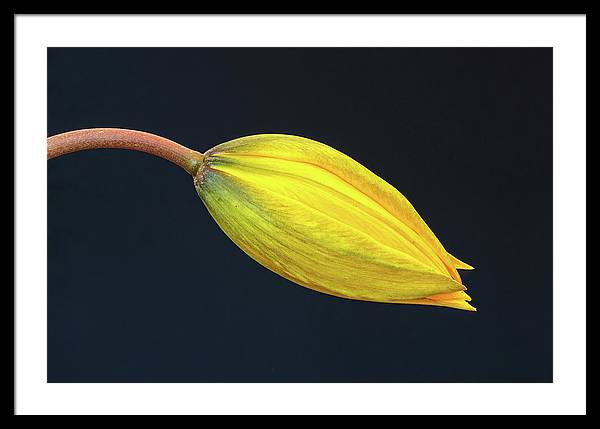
194;134;475;311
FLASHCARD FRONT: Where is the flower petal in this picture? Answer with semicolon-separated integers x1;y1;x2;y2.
196;134;475;310
197;166;465;302
206;134;465;281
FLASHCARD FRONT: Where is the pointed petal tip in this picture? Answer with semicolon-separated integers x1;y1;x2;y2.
406;293;476;311
439;300;477;312
447;253;475;270
448;300;477;312
441;295;476;311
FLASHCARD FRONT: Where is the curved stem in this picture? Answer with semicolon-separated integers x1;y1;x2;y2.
48;128;204;176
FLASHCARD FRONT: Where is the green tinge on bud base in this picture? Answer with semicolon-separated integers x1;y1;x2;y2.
194;134;475;311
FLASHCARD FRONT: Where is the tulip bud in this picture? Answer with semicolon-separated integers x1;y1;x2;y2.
194;134;475;311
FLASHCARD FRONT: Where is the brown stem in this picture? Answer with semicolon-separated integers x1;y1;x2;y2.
47;128;204;176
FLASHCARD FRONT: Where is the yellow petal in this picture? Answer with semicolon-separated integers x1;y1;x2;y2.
429;290;472;302
447;253;475;270
196;134;474;310
396;297;477;312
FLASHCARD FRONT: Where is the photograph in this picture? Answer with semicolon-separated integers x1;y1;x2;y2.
47;47;553;383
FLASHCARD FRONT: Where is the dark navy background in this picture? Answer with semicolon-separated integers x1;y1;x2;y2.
48;48;552;382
